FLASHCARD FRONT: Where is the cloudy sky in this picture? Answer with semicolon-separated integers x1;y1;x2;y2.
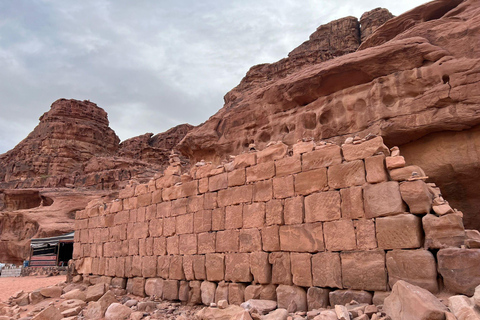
0;0;427;154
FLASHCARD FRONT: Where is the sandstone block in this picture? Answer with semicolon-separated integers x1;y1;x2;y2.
262;225;280;251
294;168;328;195
258;143;288;163
275;154;302;177
284;196;304;225
290;253;312;287
204;192;217;210
328;160;366;189
201;281;217;305
215;281;229;304
304;191;341;222
153;237;166;256
198;232;216;254
437;248;480;296
145;278;164;298
246;162;275;183
239;228;262;252
365;155;388;184
193;255;206;280
176;213;194;235
265;200;283;225
389;165;426;181
254;179;273;202
324;219;356;251
273;175;295;199
142;256;157;278
340;186;364;219
276;285;307;312
40;286;63;298
243;202;266;228
279;223;324;252
229;283;246;305
212;207;225;231
386;156;405;170
423;213;465;249
448;295;480;320
225;204;243;229
250;252;272;284
228;168;246;187
206;253;225;282
384;281;447;320
312;252;342;288
241;299;277;315
209;172;228;191
399;180;433;214
293;140;315;155
189;281;202;305
386;249;438;293
225;253;253;282
169;255;185;280
363;181;406;218
306;287;330;312
157;256;170;278
183;255;195;281
232;153;257;169
302;144;342;170
218;185;253;207
179;281;189;302
166;235;179;255
163;217;176;237
216;230;239;252
163;280;179;301
32;305;63;320
194;210;212;233
354;219;377;250
341;250;387;291
342;136;389;161
269;252;292;285
126;277;145;297
376;213;423;249
329;290;372;306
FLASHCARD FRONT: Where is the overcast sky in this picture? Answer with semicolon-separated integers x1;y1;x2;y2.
0;0;428;154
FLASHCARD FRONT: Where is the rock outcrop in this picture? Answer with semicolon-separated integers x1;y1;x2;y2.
178;0;480;229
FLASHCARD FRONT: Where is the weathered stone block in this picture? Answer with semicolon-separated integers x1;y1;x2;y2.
423;213;465;249
302;144;342;170
290;253;312;287
126;277;145;297
198;232;216;254
225;253;253;282
193;255;206;280
215;281;228;304
218;185;253;207
307;287;330;310
328;160;366;189
305;191;341;222
206;253;225;282
437;248;480;296
209;172;228;192
211;207;225;231
269;252;292;285
166;235;179;255
239;228;262;252
142;256;157;278
228;168;246;187
265;199;283;225
284;196;304;225
386;249;438;293
363;181;407;218
389;165;426;181
169;256;185;280
354;219;377;250
341;250;387;291
250;252;272;284
312;252;342;288
188;281;202;305
262;225;280;252
194;210;212;233
342;136;389;161
216;230;239;252
246;162;275;183
163;280;179;301
276;285;307;312
365;155;388;184
157;256;170;278
279;223;324;252
324;219;356;251
225;204;243;229
163;217;176;237
385;156;405;170
399;180;433;214
376;213;423;249
329;290;372;306
275;154;302;177
243;202;265;228
145;278;164;298
200;281;217;305
179;233;197;255
176;213;194;235
340;186;364;219
273;175;295;199
294;168;328;196
254;179;273;202
229;283;246;305
183;255;195;281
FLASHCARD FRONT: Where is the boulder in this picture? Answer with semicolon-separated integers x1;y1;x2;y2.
448;295;480;320
104;303;133;320
329;290;372;307
261;308;289;320
240;299;277;315
307;287;330;310
195;305;247;320
201;281;217;305
31;306;63;320
85;283;107;302
399;180;433;214
61;288;86;301
384;280;447;320
423;214;465;249
59;299;86;312
437;248;480;296
39;285;63;298
276;285;307;312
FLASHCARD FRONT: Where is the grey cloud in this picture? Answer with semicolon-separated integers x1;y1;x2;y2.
0;0;427;153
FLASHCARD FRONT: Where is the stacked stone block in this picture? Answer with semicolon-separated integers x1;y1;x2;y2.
73;136;480;310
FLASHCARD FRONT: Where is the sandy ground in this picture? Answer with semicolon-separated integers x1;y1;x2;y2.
0;275;66;302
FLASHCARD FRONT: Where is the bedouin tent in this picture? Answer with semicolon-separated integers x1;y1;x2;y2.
29;232;74;267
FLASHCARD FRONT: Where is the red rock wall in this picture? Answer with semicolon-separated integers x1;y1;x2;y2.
73;137;480;307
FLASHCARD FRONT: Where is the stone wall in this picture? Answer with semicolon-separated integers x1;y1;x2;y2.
73;136;480;309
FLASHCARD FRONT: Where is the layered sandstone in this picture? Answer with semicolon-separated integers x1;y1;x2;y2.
178;0;480;229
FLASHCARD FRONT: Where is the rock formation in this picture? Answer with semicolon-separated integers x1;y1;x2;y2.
178;0;480;229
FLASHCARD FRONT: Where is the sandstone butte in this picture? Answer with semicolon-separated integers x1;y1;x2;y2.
0;1;479;317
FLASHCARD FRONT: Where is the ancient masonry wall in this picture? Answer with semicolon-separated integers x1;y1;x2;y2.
73;136;480;309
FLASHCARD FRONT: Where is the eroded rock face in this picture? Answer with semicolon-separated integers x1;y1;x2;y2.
178;0;480;229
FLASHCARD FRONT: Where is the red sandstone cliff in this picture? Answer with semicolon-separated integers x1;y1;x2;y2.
178;0;480;230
